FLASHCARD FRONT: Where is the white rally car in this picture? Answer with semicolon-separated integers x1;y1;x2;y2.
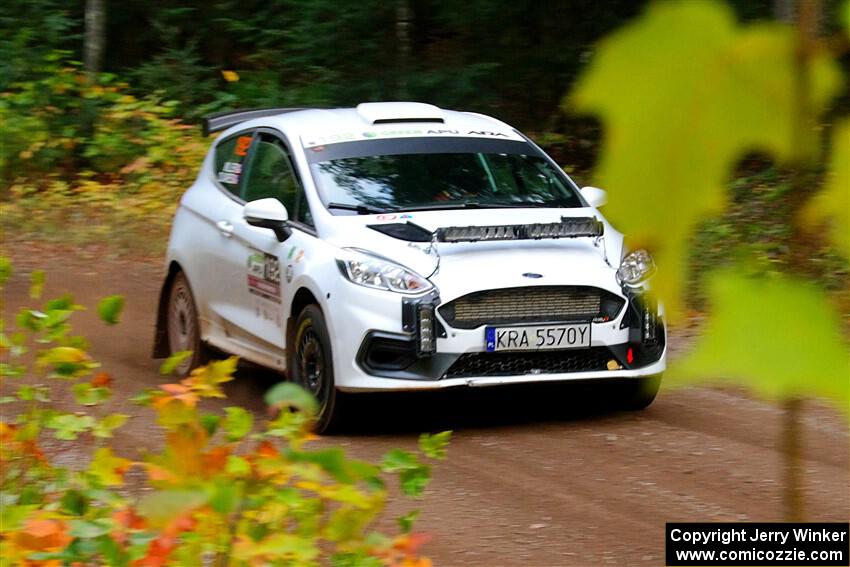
153;102;666;431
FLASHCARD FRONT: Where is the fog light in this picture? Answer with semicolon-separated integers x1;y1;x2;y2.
417;304;436;355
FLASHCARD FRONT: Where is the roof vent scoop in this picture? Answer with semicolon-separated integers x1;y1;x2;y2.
356;102;445;125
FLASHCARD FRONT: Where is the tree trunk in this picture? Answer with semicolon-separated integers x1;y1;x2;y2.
395;0;411;100
85;0;105;79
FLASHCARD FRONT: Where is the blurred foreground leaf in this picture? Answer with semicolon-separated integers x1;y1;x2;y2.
802;120;849;256
29;270;45;299
159;350;192;375
265;382;319;415
669;271;849;414
568;0;843;320
97;295;124;325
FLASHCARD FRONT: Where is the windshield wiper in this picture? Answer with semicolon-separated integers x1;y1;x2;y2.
395;202;506;212
326;202;393;215
395;201;572;212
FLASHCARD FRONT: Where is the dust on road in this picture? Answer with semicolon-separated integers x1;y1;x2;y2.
3;248;847;566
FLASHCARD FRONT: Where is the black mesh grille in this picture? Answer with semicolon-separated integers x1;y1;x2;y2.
443;347;614;379
439;286;624;329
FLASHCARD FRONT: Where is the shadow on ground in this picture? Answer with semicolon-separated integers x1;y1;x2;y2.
224;359;637;435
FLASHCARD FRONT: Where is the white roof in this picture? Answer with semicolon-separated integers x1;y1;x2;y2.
250;102;524;148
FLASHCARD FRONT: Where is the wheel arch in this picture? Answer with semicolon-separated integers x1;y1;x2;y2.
152;261;184;358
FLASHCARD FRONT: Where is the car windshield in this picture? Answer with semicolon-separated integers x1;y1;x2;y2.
306;138;583;214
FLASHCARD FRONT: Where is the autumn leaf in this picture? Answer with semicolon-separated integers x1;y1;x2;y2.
133;534;177;567
159;350;192;375
221;69;240;82
39;346;94;377
155;382;199;408
29;270;45;299
89;447;132;486
90;371;112;388
13;517;72;552
802;120;849;256
137;490;207;526
93;413;129;438
187;356;237;398
97;295;125;325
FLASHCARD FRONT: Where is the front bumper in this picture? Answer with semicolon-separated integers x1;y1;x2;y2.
326;281;666;392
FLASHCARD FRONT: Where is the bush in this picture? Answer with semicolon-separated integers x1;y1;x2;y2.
0;262;449;566
1;53;207;254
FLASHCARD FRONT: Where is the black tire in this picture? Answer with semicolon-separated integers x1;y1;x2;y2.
166;271;209;377
292;304;345;433
619;374;662;411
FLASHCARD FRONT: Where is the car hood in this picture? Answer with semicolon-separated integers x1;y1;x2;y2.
321;208;625;299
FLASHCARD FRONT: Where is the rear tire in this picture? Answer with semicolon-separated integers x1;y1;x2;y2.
619;374;662;411
166;272;209;377
292;304;346;433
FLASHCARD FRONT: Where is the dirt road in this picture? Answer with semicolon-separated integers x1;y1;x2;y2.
3;248;848;566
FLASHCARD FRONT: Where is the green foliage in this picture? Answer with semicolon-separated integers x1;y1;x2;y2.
802;120;850;256
0;263;450;566
568;0;843;321
1;54;207;254
0;1;77;91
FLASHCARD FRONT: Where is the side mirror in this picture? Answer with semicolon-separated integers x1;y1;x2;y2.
580;186;608;208
244;198;291;242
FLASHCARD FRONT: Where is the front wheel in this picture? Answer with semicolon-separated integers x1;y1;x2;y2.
292;304;346;433
618;374;662;411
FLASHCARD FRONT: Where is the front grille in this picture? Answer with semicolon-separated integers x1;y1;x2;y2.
443;347;614;379
439;286;623;329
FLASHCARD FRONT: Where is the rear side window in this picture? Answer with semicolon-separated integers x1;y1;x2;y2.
214;133;255;196
241;135;299;214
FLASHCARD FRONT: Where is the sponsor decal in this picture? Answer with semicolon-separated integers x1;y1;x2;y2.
246;250;281;303
285;264;294;283
222;161;242;174
217;172;239;185
294;250;305;264
234;135;253;156
287;246;296;259
302;128;522;148
376;214;397;221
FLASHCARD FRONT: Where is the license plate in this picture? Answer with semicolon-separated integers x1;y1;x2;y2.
485;323;591;352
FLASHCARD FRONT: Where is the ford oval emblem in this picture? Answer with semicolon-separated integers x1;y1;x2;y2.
522;272;543;279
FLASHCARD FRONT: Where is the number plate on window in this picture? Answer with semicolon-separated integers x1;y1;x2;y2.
485;323;591;352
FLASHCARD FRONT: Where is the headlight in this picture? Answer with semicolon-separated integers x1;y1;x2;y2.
337;251;433;294
616;249;656;286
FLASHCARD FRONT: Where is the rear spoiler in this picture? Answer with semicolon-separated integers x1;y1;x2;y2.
201;108;307;136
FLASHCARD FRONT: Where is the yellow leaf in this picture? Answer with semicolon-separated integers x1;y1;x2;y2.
669;270;849;413
89;447;132;487
221;70;240;83
802;120;849;256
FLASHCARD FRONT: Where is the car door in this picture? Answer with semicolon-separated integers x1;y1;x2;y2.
186;129;257;344
218;130;315;368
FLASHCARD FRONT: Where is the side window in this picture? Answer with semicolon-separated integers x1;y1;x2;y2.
214;133;254;196
241;136;298;214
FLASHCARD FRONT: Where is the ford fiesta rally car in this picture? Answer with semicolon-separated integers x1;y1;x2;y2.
153;102;666;431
